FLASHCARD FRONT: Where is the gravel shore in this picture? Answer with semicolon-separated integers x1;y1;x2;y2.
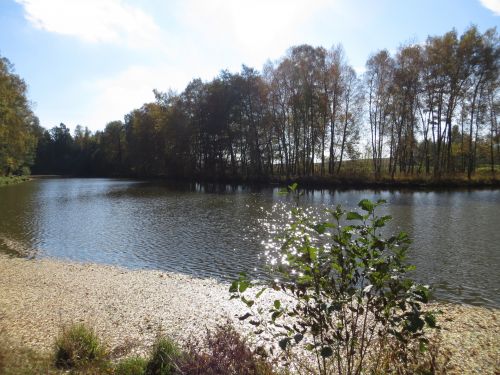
0;254;498;374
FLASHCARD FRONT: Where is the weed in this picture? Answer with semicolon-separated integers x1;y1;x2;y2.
145;336;181;375
179;321;276;375
54;323;108;369
115;356;148;375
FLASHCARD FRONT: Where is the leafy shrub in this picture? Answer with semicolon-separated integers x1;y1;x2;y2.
54;323;107;369
231;184;437;375
115;356;148;375
18;166;31;176
145;336;181;375
179;321;276;375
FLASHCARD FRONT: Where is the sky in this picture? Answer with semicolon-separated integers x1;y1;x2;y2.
0;0;499;132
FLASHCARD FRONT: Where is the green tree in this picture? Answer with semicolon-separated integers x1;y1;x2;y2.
0;55;38;175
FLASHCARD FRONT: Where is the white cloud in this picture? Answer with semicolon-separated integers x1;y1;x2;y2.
479;0;500;15
15;0;161;47
175;0;334;68
79;65;192;129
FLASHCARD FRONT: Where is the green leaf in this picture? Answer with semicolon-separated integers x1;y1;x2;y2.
239;280;250;293
308;247;318;261
297;274;313;284
320;346;333;358
424;313;437;328
229;281;239;293
238;312;252;321
314;222;333;234
241;296;254;307
358;199;375;213
271;310;283;321
374;215;392;228
278;188;289;196
305;344;315;351
331;263;343;274
255;287;267;299
293;333;304;343
414;286;430;303
406;315;425;332
419;339;428;353
346;211;363;221
274;300;281;309
279;338;291;350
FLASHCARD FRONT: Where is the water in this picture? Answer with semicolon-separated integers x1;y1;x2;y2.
0;178;498;308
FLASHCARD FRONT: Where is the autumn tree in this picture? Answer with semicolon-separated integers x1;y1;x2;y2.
0;55;38;175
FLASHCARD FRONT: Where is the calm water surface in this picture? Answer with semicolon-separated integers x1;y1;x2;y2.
0;178;498;308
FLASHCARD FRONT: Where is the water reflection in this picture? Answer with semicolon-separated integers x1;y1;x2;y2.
0;178;498;308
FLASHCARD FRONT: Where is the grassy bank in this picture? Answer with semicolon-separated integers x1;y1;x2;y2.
0;320;455;375
1;307;497;375
0;175;31;187
281;174;500;190
143;169;500;190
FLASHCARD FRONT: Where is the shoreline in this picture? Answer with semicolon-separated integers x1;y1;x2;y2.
0;254;247;355
0;255;499;374
28;174;500;191
0;175;31;187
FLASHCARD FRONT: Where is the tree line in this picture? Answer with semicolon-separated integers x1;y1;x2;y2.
1;26;499;181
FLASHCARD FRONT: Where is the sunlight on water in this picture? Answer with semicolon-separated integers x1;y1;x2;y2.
0;178;498;308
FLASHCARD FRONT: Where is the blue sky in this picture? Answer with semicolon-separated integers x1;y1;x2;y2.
1;0;499;132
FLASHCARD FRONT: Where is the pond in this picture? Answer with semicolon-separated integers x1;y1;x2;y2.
0;178;498;308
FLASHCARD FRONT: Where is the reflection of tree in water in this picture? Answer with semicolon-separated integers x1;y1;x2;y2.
0;181;41;258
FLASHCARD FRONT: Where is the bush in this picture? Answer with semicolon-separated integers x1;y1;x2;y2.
231;185;437;375
54;323;108;369
145;336;181;375
179;322;276;375
18;166;31;176
115;356;148;375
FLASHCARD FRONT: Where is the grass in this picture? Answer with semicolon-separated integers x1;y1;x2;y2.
269;159;500;189
0;320;455;375
54;323;109;371
0;343;55;375
0;175;31;187
145;336;181;375
271;167;500;190
0;322;276;375
115;356;148;375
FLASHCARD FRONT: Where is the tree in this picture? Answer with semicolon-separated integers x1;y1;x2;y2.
0;55;38;175
366;50;393;178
